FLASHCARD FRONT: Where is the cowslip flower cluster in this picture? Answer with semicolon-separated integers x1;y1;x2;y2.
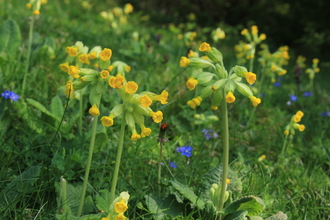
176;146;193;157
305;58;320;79
235;25;266;64
180;42;261;110
100;3;134;28
258;44;290;83
26;0;47;15
102;191;130;220
1;90;20;102
211;27;226;42
283;111;305;136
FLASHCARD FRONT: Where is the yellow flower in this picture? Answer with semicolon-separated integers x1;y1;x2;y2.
64;80;74;98
259;33;266;40
108;74;125;89
151;111;163;123
245;72;256;85
199;42;211;52
187;50;195;57
125;65;131;72
141;127;152;137
100;70;110;79
293;115;301;123
131;133;141;141
186;78;198;90
100;48;112;61
88;52;97;59
26;3;32;9
211;105;218;110
32;10;40;15
68;66;80;78
315;67;320;73
101;217;110;220
66;46;78;57
124;3;134;14
177;34;183;39
312;58;319;64
100;115;114;127
152;90;168;104
41;0;48;4
125;81;138;94
115;201;128;213
108;65;114;72
115;214;126;220
89;105;100;116
192;97;202;106
250;96;261;106
140;95;152;108
59;63;69;72
241;28;248;35
298;124;305;132
226;91;236;103
187;100;196;109
180;56;190;67
251;25;258;34
284;130;289;136
78;54;90;65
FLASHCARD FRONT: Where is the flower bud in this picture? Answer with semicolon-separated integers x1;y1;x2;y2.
207;47;223;63
215;63;227;79
195;72;214;84
189;57;215;69
236;82;253;98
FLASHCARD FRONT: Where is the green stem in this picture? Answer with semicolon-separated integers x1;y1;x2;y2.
22;15;35;97
217;89;229;220
108;115;126;218
60;177;69;214
78;89;83;137
158;141;163;197
77;115;99;217
280;134;289;159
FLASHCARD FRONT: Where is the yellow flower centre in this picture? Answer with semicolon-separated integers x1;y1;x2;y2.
100;70;110;79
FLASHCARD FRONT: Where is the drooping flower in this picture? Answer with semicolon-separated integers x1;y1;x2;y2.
100;48;112;61
180;56;190;67
244;72;256;85
249;96;261;106
150;111;163;123
186;78;198;90
226;91;236;103
89;105;100;116
114;201;128;214
199;42;211;52
100;115;114;127
64;80;74;98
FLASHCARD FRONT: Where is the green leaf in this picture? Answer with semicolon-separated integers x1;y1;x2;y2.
52;153;65;171
95;189;110;212
169;180;205;210
223;210;248;220
26;98;57;121
200;165;242;201
264;211;288;220
0;19;21;57
50;95;64;122
0;166;40;210
56;212;106;220
223;196;265;217
145;195;185;220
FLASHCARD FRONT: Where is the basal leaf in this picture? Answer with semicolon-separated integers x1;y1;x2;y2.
264;211;288;220
223;210;248;220
223;196;265;217
50;95;64;123
0;19;21;57
95;189;110;212
26;98;57;120
169;180;205;210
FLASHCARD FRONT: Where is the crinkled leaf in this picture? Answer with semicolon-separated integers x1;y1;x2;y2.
223;196;265;217
95;189;110;212
223;210;248;220
0;19;21;57
200;165;242;201
264;211;288;220
169;180;204;210
145;195;185;220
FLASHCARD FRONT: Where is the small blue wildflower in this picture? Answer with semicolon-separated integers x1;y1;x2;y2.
273;82;281;87
303;91;313;97
321;111;330;117
1;90;20;102
290;95;298;102
202;129;218;140
176;146;193;157
169;161;177;168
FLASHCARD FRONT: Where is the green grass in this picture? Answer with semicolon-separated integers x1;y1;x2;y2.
0;0;329;219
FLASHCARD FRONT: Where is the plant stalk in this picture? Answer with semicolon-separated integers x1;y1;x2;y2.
217;89;229;220
157;141;163;196
22;15;35;97
77;115;99;217
107;114;126;218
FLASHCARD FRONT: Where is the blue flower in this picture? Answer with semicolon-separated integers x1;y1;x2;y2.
176;146;193;157
202;129;218;140
169;161;177;168
303;91;313;97
273;82;281;87
290;95;298;102
1;90;20;102
321;111;330;117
